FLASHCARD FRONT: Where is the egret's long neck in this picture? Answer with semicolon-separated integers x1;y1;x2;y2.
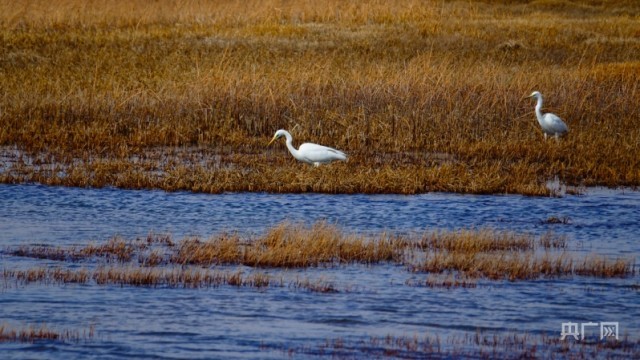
283;131;303;161
534;95;544;124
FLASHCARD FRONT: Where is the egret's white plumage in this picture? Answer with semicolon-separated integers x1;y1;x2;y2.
528;91;569;141
268;129;347;166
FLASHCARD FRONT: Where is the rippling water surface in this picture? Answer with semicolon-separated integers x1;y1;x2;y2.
1;184;638;358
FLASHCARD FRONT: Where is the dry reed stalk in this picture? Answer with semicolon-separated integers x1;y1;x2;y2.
0;323;91;343
418;229;534;253
290;331;640;359
9;237;140;263
3;265;347;292
9;245;70;261
413;248;634;281
2;267;87;285
244;221;398;267
574;255;634;278
79;237;137;262
407;274;478;289
291;277;339;293
173;234;243;265
91;266;242;288
538;232;568;249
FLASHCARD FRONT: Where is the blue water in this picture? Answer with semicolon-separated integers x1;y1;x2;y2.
0;184;638;358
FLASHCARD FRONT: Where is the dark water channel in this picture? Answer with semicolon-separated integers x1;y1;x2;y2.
0;184;638;358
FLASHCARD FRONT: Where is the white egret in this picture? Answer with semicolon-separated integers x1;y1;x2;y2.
268;129;347;166
528;91;569;141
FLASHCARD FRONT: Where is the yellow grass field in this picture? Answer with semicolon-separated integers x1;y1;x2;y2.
1;0;639;194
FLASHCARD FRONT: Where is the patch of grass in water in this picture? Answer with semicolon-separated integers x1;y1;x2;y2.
0;323;94;343
4;222;635;284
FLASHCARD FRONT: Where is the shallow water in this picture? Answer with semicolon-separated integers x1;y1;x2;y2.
0;184;638;358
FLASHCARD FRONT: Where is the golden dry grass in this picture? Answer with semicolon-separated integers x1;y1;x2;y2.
6;222;635;282
0;0;639;194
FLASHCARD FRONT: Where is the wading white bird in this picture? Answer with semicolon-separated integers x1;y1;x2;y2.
528;91;569;141
268;129;347;166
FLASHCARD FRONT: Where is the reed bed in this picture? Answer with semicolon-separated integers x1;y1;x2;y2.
417;229;534;252
174;222;399;267
4;222;635;283
412;251;576;280
2;266;346;293
11;236;152;263
1;0;639;195
2;266;348;292
90;267;273;289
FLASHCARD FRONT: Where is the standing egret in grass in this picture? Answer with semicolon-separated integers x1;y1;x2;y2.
528;91;569;141
268;129;347;166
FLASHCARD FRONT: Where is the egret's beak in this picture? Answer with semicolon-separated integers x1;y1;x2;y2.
267;135;277;146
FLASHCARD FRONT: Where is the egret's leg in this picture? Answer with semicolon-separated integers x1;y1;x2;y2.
543;133;548;141
313;162;321;167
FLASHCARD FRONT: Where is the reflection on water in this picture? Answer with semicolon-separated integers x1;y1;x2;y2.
0;184;638;358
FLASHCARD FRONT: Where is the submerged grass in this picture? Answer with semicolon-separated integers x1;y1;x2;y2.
4;222;635;284
1;0;639;195
284;332;640;359
406;274;478;289
0;323;94;343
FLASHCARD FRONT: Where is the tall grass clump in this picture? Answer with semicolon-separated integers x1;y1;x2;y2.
173;221;399;267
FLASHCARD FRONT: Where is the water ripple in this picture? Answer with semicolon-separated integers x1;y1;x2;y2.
0;184;638;358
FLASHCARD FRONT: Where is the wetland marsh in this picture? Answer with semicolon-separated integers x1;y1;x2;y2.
1;0;639;195
1;0;640;358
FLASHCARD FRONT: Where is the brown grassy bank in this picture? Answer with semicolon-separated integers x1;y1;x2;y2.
1;0;639;194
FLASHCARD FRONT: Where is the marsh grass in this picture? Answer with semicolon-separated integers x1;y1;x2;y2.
406;274;478;289
412;251;577;280
90;267;277;289
164;222;399;267
1;0;639;195
542;216;571;225
539;232;568;249
0;323;93;343
291;276;339;293
294;332;640;359
2;266;343;293
4;267;91;285
10;236;143;263
417;229;534;252
5;222;635;284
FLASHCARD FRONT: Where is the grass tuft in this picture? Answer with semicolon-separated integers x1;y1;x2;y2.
0;323;93;343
